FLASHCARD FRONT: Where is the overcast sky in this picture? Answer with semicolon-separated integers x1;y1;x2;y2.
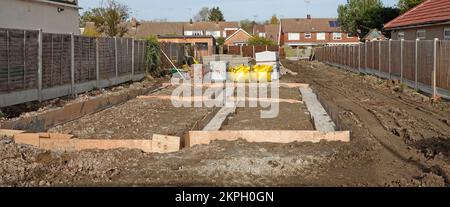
78;0;399;22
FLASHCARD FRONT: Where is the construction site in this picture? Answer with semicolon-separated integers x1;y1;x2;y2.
1;0;450;188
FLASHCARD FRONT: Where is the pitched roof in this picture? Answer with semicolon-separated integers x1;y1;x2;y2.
183;21;239;31
363;29;387;41
281;18;341;33
384;0;450;29
130;22;184;38
225;28;253;41
265;24;280;42
253;24;266;34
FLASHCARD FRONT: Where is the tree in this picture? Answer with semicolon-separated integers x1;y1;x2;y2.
240;19;254;34
216;37;225;46
338;0;398;38
145;35;161;72
268;14;279;25
248;36;275;46
208;7;225;22
83;27;101;37
398;0;425;14
81;0;130;37
194;7;211;22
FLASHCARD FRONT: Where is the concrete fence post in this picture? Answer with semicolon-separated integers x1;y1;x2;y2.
240;45;243;57
131;38;135;77
400;39;404;83
37;29;43;102
70;33;75;96
415;38;419;90
6;30;10;92
266;45;268;51
432;38;438;98
114;37;118;78
388;39;392;80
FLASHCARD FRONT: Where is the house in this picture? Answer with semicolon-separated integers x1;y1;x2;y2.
280;15;359;47
253;24;281;44
0;0;81;34
126;20;239;43
363;29;387;42
384;0;450;40
183;21;239;39
224;28;253;46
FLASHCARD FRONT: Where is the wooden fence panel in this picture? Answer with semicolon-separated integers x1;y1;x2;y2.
403;40;416;81
380;41;390;73
74;36;96;83
417;40;434;86
391;40;402;76
437;41;450;90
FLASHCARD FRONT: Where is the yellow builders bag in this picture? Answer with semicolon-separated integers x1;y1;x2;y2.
231;65;250;83
252;64;273;82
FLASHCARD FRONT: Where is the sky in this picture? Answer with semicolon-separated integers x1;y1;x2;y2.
78;0;399;22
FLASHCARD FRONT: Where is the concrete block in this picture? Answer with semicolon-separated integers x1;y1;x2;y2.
256;51;279;62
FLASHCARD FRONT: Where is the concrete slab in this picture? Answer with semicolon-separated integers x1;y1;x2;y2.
299;87;336;132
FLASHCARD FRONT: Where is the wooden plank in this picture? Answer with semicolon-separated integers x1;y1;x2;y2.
187;130;350;147
0;129;25;137
152;134;181;153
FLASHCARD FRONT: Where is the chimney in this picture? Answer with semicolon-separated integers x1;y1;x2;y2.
190;19;193;24
307;14;311;19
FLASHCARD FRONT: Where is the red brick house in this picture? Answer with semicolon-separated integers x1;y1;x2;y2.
280;16;359;47
224;28;253;46
384;0;450;40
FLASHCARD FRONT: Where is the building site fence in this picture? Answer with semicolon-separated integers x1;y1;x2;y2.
224;45;280;58
0;27;148;107
315;39;450;99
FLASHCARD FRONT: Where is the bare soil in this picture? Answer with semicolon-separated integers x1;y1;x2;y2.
1;60;449;187
222;87;314;131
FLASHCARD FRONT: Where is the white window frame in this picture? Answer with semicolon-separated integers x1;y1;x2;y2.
332;32;342;40
206;30;220;38
317;32;326;40
305;32;312;39
288;33;300;40
444;28;450;40
258;32;266;38
398;32;405;40
417;30;426;39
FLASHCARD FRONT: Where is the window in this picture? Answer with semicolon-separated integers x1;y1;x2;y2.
398;32;405;40
288;33;300;40
185;31;203;36
444;28;450;40
417;30;426;39
305;32;312;39
347;33;353;38
317;32;326;40
206;31;220;38
259;32;266;38
332;32;342;40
